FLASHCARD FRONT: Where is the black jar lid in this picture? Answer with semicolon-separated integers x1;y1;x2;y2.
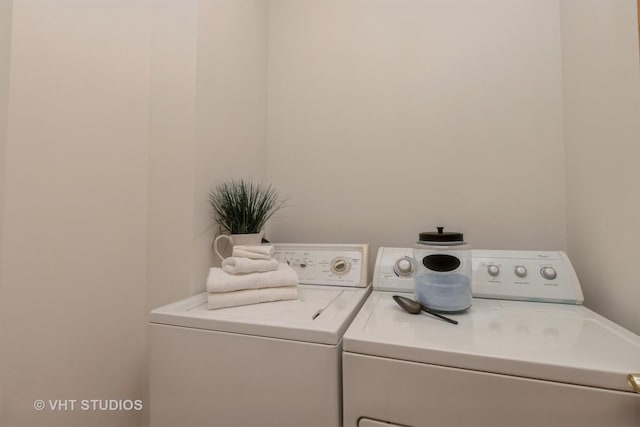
419;226;464;243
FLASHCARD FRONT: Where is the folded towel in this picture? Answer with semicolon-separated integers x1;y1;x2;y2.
231;245;274;260
207;263;298;293
221;257;279;275
207;286;299;310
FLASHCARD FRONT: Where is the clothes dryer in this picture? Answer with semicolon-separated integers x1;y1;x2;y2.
342;248;640;427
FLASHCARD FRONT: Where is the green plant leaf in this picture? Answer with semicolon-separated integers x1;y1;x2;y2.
209;179;287;235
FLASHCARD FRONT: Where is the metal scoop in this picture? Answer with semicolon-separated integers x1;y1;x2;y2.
393;295;459;325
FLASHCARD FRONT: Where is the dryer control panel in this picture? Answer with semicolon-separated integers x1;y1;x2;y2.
372;247;415;292
471;250;583;304
373;247;584;304
272;243;369;287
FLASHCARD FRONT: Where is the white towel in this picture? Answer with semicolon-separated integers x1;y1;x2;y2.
207;263;298;293
221;257;279;275
231;245;274;260
207;286;299;310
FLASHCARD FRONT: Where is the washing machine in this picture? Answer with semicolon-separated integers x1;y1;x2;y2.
343;248;640;427
149;243;371;427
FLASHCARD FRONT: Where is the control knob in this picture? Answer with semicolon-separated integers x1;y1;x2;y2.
393;257;413;277
331;257;351;275
540;267;557;280
487;265;500;277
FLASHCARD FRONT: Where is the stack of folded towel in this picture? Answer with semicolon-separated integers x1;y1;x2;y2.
206;245;299;310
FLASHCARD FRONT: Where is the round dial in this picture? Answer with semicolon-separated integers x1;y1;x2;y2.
331;257;351;275
514;265;527;278
487;265;500;277
393;257;413;277
540;267;557;280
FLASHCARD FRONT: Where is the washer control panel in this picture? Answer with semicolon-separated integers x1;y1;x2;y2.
373;247;584;304
272;243;369;287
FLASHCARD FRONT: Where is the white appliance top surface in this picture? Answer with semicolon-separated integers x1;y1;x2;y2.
343;291;640;393
150;284;371;345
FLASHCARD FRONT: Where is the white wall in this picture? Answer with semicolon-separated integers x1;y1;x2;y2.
0;1;150;426
0;0;12;421
146;0;268;308
147;0;198;313
562;0;640;335
267;0;568;258
0;0;268;425
0;0;11;259
194;0;268;284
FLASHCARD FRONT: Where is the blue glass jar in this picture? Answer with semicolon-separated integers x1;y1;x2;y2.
413;227;472;313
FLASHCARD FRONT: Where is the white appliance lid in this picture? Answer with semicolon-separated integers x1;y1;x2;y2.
150;285;371;345
343;292;640;393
